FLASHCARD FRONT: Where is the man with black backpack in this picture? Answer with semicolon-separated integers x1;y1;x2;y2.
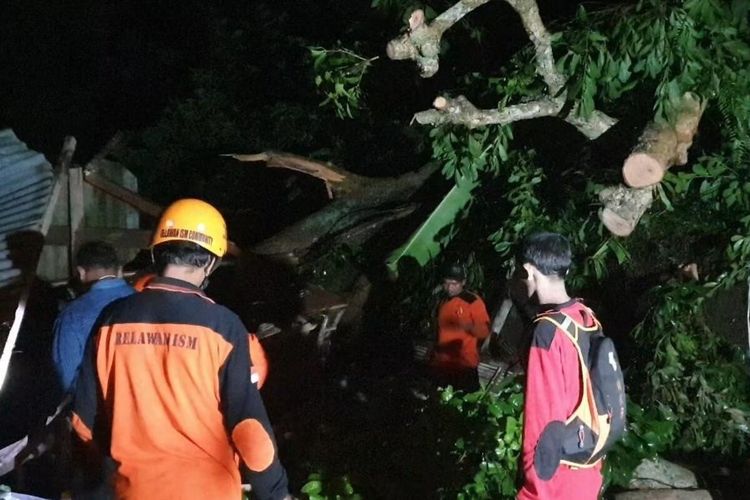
516;232;625;500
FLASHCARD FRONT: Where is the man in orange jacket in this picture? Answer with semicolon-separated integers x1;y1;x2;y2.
72;198;289;499
249;333;268;389
429;262;490;392
134;272;269;389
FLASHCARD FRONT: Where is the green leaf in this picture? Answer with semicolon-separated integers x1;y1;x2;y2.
386;176;479;275
618;54;632;83
655;183;673;211
301;480;323;495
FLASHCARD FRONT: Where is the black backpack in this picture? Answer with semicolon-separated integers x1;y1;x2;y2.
534;305;627;469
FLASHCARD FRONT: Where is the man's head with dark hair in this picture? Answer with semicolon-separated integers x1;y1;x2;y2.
515;232;573;306
75;241;120;284
518;232;572;279
152;241;214;274
76;241;120;270
442;261;467;297
442;262;467;282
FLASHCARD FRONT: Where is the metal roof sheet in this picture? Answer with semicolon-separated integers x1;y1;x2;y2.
0;129;54;289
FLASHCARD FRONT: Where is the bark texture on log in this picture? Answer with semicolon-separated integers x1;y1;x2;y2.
233;152;439;260
599;185;653;237
622;93;705;188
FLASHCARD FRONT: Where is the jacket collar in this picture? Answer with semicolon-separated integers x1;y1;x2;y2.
90;277;130;291
143;276;214;303
538;298;578;314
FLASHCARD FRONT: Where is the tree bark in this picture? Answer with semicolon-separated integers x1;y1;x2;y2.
598;185;653;237
230;152;438;260
622;93;705;188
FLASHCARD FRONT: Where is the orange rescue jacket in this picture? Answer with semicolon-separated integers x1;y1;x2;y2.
72;277;288;500
249;333;268;389
431;290;490;370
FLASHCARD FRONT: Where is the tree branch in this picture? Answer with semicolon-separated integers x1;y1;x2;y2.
598;184;654;237
389;0;617;139
504;0;565;95
414;95;614;140
386;1;491;77
225;152;352;199
414;95;560;128
386;0;565;93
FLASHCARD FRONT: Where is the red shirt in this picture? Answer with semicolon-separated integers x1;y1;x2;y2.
518;300;602;500
431;291;490;370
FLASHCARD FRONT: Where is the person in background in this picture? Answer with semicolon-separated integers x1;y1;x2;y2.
429;262;490;392
516;232;603;500
131;270;156;292
249;333;269;389
72;198;290;499
51;241;134;393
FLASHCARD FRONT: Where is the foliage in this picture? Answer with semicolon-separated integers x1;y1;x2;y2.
632;283;750;456
300;473;362;500
438;381;524;499
554;0;750;122
309;46;378;119
604;401;677;489
386;175;478;274
429;124;513;183
486;149;630;290
294;376;525;499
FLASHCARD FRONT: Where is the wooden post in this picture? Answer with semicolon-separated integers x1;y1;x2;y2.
38;137;76;236
68;167;84;275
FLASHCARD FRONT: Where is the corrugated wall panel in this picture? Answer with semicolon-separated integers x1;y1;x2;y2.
0;129;54;290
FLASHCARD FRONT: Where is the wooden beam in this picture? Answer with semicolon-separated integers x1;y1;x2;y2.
46;225;152;249
68;167;85;273
83;170;162;217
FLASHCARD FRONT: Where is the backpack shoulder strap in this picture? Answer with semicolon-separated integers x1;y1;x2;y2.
534;311;600;433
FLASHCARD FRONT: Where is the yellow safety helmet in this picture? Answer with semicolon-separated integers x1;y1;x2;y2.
151;198;227;257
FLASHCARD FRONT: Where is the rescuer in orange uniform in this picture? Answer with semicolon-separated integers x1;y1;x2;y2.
133;271;268;389
429;262;491;392
72;198;289;499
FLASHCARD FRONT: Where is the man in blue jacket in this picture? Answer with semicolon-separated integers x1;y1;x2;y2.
52;241;134;393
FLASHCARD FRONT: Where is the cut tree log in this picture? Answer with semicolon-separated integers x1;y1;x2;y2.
599;184;654;237
622;93;705;188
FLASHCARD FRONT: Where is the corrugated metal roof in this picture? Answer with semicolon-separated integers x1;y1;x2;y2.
0;129;54;289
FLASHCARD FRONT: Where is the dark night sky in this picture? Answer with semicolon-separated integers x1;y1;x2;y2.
0;0;602;161
0;0;217;157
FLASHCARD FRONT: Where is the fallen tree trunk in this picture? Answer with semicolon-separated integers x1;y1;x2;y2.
622;93;705;188
227;152;438;261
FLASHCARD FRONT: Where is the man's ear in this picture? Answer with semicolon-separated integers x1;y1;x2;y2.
523;263;536;278
76;266;87;282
